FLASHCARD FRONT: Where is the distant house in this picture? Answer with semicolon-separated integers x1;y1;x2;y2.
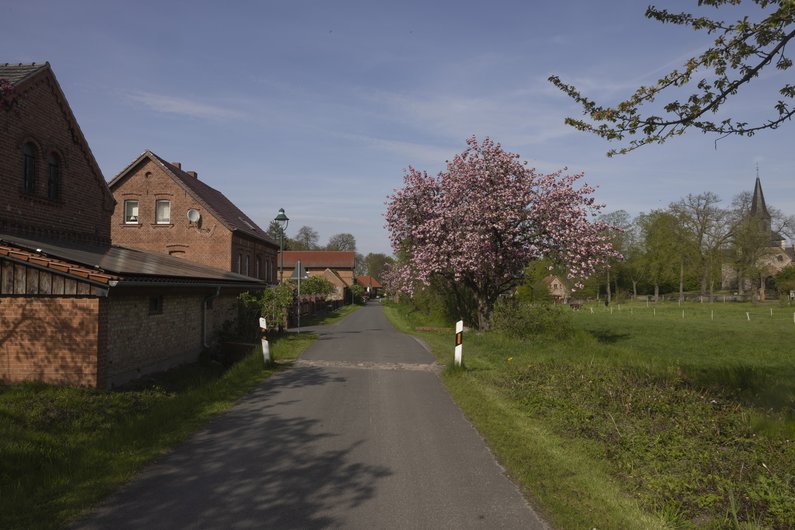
280;251;356;300
108;150;279;282
355;275;382;298
542;275;568;302
1;62;263;388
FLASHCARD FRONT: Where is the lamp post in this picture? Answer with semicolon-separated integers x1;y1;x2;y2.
274;208;289;284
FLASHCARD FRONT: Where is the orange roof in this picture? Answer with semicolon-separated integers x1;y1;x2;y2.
281;251;355;269
355;275;382;288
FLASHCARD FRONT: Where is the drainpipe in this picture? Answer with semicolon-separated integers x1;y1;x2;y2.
202;287;221;348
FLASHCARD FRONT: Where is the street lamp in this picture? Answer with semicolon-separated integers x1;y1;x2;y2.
274;208;289;284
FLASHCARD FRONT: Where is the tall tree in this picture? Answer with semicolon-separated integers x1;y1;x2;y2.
267;221;287;245
292;225;319;250
326;233;357;251
363;253;394;281
549;1;795;156
669;192;729;296
385;136;618;329
636;210;682;300
599;210;633;303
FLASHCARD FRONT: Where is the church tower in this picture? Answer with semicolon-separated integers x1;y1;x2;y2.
750;176;772;237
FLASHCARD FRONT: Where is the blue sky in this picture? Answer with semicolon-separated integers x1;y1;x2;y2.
2;0;793;255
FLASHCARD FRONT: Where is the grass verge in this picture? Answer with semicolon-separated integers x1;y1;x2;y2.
0;333;316;530
383;301;795;529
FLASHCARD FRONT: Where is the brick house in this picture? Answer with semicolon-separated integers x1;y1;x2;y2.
0;62;114;244
542;275;569;302
108;151;279;281
1;62;264;387
355;275;382;298
280;251;356;300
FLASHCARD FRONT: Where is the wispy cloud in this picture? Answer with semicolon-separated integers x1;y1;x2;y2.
126;91;245;120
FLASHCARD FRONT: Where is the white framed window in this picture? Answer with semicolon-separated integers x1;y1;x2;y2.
244;255;250;276
155;199;171;224
124;200;139;223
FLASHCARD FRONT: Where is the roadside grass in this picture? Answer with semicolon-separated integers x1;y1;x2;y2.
383;300;795;529
0;333;316;530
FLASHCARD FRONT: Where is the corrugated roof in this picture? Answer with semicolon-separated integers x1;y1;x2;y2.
0;62;49;85
1;234;264;286
281;251;356;269
109;151;277;247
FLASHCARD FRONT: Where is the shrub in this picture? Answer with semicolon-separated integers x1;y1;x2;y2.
492;298;573;339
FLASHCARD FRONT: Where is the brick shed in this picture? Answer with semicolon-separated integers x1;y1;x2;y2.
1;235;262;387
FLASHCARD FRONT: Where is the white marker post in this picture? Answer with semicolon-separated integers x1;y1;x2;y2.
454;320;463;367
259;317;271;366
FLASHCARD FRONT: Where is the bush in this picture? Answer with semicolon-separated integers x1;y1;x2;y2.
492;298;573;339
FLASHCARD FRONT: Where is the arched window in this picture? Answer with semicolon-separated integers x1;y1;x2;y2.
23;142;36;194
47;152;61;200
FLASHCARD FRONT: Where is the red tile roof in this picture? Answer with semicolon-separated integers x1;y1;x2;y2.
1;234;264;287
355;275;382;288
281;251;355;269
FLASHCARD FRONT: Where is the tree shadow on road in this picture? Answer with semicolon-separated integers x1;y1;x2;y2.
74;366;392;529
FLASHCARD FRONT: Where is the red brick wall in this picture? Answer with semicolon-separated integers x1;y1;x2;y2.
0;69;114;244
105;289;239;387
0;296;101;386
110;158;278;279
110;158;234;270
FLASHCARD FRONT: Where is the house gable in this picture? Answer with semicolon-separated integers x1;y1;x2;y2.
109;151;278;280
0;62;115;244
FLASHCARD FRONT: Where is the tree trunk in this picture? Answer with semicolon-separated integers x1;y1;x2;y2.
679;257;685;301
476;293;492;330
606;269;612;304
632;280;637;299
654;283;659;302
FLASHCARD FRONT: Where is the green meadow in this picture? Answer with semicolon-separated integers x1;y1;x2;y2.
386;300;795;529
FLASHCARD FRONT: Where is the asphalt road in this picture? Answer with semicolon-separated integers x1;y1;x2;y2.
74;303;547;529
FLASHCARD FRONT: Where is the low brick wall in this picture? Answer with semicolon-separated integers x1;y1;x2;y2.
105;289;239;387
0;296;101;386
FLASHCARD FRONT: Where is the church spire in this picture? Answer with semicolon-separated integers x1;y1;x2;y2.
751;176;771;221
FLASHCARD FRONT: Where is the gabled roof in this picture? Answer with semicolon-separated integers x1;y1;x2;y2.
355;275;382;288
109;150;277;247
1;62;115;213
1;233;264;288
281;251;356;269
751;177;771;220
0;62;49;85
321;268;348;288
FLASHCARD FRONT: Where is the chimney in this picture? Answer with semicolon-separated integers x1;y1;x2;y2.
171;162;182;170
186;171;198;179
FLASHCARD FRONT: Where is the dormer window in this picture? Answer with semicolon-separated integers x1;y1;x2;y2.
155;200;171;224
124;200;139;223
23;142;36;194
47;152;61;200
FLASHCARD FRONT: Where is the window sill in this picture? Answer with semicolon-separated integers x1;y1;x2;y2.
121;222;141;227
151;223;174;228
